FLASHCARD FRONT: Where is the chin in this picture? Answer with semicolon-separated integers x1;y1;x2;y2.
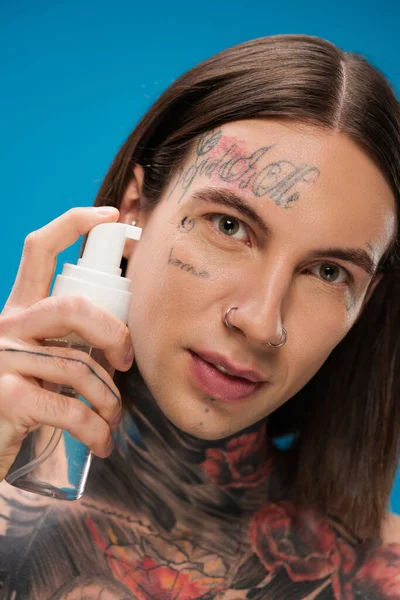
164;414;234;441
161;406;257;443
184;424;237;441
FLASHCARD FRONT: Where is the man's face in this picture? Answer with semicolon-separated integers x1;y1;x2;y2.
123;119;396;440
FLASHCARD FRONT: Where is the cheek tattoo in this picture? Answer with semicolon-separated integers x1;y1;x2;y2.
167;127;320;208
345;297;357;312
366;241;374;253
344;241;376;312
167;247;210;278
178;216;196;233
169;216;210;277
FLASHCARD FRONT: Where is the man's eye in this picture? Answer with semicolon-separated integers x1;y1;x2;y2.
307;263;352;286
208;214;248;241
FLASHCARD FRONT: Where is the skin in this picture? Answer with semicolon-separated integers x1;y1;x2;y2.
0;118;399;599
120;119;396;441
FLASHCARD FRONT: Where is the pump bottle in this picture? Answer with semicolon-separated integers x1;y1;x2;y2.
5;221;142;500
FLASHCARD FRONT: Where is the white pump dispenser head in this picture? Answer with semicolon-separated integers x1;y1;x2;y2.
51;222;142;323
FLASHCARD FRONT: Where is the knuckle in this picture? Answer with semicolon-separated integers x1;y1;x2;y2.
25;297;52;317
66;207;84;220
23;231;40;251
69;400;90;427
0;373;26;399
59;294;90;315
0;314;13;335
60;352;90;377
65;208;89;236
91;310;128;351
76;357;95;380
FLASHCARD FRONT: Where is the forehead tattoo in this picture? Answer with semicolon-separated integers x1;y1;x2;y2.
167;127;320;208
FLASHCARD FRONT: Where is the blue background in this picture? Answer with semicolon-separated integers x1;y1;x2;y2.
1;1;400;511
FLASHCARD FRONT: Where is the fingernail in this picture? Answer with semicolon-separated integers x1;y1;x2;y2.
124;346;134;365
96;206;119;215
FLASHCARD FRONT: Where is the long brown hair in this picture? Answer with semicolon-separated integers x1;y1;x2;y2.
85;34;400;542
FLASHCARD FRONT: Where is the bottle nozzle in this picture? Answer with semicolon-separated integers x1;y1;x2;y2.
78;222;142;275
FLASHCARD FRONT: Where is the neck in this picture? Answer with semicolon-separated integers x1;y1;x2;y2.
87;362;283;534
119;361;276;486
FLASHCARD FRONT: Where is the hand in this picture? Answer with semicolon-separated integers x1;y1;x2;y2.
0;207;135;481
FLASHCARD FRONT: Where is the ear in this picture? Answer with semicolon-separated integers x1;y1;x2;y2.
118;164;148;259
354;271;384;323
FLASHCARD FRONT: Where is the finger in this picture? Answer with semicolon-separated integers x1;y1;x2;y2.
4;206;119;312
0;343;122;428
0;373;114;459
2;295;134;372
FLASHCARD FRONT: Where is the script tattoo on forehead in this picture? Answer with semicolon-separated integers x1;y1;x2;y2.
167;127;320;208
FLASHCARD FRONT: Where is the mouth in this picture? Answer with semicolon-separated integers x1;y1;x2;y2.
188;351;264;403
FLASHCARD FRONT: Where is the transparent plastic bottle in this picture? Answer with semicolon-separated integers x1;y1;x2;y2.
5;222;142;500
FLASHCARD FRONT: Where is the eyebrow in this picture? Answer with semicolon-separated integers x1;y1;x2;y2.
190;187;377;277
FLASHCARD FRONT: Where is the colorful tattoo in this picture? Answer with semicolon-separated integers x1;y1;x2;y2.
167;128;320;209
1;420;399;599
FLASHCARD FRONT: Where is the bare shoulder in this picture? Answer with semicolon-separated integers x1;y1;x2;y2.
380;510;400;544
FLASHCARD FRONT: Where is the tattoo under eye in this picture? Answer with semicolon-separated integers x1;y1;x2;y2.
178;216;196;232
167;247;210;278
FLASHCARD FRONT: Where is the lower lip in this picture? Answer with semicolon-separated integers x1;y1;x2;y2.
188;351;262;403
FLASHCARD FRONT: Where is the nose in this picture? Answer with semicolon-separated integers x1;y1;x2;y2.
226;264;290;347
